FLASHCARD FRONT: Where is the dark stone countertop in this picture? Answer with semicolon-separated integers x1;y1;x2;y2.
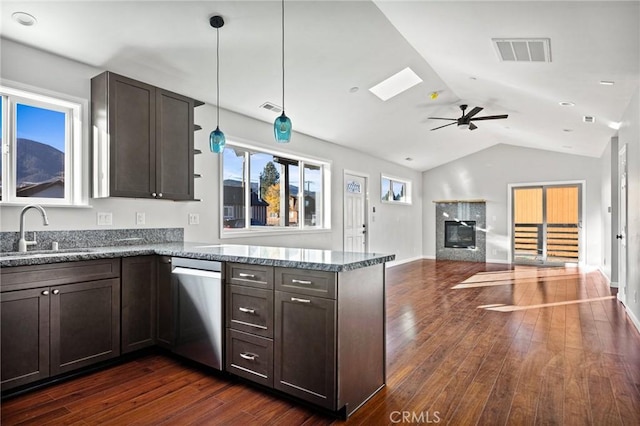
0;242;395;272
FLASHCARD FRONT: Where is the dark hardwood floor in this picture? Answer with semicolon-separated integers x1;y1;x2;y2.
2;260;640;425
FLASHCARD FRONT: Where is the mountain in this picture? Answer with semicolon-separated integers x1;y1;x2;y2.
16;138;64;185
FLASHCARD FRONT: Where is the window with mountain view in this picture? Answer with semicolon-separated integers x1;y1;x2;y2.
221;142;329;233
1;85;85;205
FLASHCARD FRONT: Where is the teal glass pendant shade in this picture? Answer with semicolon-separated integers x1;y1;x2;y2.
274;112;292;143
210;126;226;153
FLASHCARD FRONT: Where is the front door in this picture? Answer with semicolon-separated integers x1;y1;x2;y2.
343;173;367;253
512;183;582;266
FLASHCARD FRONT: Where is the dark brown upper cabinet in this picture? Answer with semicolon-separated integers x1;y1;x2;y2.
91;71;202;200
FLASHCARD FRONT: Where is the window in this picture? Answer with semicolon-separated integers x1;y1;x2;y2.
381;174;412;204
221;142;330;233
1;83;86;205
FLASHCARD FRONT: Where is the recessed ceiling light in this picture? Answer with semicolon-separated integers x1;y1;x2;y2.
12;12;37;26
563;129;573;132
559;101;575;107
405;157;413;161
599;80;615;86
349;86;359;93
369;67;422;101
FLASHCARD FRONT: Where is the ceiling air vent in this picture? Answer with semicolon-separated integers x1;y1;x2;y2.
259;102;282;114
492;38;551;62
583;116;595;123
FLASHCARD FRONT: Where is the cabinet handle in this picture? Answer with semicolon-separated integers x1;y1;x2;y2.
240;352;258;361
291;297;311;304
291;279;312;285
238;273;256;279
42;290;49;296
152;192;157;197
238;307;256;314
158;193;163;198
52;289;60;295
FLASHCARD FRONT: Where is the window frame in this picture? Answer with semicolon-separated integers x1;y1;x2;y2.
381;174;412;205
0;81;88;206
219;140;331;237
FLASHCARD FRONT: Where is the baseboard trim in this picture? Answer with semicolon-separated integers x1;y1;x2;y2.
486;258;510;264
386;256;425;268
625;305;640;335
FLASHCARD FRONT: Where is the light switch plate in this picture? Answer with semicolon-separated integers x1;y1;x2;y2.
97;212;113;226
189;213;200;225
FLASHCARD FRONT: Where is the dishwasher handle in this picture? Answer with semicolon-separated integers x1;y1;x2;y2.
172;266;221;280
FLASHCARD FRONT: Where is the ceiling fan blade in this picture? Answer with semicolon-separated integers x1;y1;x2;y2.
470;114;509;121
464;106;483;119
430;122;457;131
469;122;478;131
427;117;457;121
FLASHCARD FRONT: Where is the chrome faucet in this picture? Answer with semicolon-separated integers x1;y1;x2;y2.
18;204;49;252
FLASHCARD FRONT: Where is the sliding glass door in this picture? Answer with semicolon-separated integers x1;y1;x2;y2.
512;184;582;265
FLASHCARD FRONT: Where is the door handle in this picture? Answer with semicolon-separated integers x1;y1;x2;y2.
616;234;623;239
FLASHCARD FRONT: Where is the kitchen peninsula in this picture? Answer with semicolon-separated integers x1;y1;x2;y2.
0;241;393;418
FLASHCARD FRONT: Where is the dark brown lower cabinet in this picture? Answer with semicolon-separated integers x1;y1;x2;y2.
121;256;157;353
156;256;175;348
50;279;120;375
0;259;121;392
0;288;50;391
274;291;336;410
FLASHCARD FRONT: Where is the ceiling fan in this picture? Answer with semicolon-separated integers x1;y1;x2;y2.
429;104;508;131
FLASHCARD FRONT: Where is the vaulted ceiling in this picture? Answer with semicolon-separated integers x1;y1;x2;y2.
2;1;638;171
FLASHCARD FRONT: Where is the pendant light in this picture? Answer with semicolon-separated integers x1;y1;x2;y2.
209;15;225;153
274;0;292;143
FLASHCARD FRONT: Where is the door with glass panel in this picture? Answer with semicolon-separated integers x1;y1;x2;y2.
512;184;582;265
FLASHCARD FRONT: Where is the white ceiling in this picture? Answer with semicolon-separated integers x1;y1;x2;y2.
1;1;638;171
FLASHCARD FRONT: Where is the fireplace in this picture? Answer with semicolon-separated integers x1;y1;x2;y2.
444;221;476;249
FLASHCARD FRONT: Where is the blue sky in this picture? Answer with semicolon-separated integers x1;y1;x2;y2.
0;100;66;152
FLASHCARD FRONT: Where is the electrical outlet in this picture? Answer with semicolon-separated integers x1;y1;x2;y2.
97;212;113;226
189;213;200;225
136;212;146;225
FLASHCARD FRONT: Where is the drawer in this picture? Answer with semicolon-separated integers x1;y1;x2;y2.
227;285;273;338
1;259;121;292
226;329;273;387
227;263;273;289
275;268;336;299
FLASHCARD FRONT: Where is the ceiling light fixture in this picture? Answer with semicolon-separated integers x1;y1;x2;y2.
559;101;575;107
609;122;622;130
274;0;292;143
599;80;615;86
209;15;226;153
369;67;422;101
12;12;37;26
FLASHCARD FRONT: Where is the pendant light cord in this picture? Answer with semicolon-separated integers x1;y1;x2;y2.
281;0;285;112
216;25;220;127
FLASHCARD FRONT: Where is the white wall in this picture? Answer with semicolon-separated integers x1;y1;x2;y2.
0;38;422;263
617;87;640;328
421;144;603;266
600;137;614;282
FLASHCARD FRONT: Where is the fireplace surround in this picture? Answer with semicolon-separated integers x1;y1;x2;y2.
435;201;486;262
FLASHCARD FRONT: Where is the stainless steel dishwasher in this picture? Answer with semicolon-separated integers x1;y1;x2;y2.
171;258;223;370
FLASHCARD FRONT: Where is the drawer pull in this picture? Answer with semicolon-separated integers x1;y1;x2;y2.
238;272;256;279
52;289;60;295
291;297;311;304
240;352;258;361
238;307;256;314
42;290;49;296
291;279;312;285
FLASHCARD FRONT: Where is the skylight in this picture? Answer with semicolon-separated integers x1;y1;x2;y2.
369;67;422;101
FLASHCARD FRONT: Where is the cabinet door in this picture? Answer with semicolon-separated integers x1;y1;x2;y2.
50;279;120;375
121;256;157;353
108;73;156;198
274;291;337;410
156;89;194;200
1;288;50;391
156;257;175;348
